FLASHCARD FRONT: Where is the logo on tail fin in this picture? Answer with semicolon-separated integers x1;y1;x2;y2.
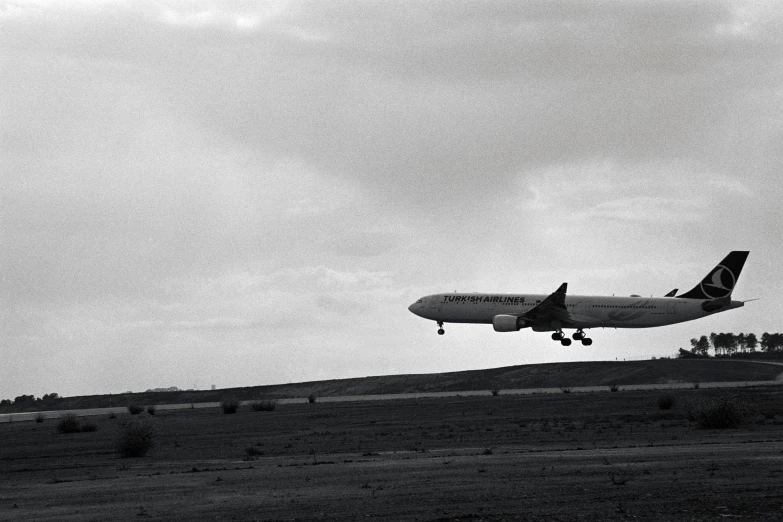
700;265;736;298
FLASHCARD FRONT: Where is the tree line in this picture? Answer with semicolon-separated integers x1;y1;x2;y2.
0;393;60;407
688;332;783;357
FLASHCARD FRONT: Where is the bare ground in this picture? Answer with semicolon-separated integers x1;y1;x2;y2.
2;387;783;521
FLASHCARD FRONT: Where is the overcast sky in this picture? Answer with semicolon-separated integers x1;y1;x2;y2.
1;0;782;399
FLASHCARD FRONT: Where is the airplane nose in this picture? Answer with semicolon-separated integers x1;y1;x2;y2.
408;302;422;316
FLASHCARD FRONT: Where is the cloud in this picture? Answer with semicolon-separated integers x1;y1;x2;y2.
1;0;782;398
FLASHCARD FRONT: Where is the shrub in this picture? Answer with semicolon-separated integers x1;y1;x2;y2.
117;418;156;457
250;400;276;412
560;387;572;394
80;421;98;432
35;413;45;423
108;411;117;419
491;389;500;397
658;394;675;410
245;446;263;457
127;404;144;415
609;384;620;392
57;413;82;434
146;406;156;416
692;382;700;390
221;396;240;414
308;394;317;404
688;397;755;429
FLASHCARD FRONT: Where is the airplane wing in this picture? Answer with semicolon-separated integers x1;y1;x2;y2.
519;283;571;326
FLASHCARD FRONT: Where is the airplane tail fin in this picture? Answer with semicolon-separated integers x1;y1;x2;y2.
676;251;749;299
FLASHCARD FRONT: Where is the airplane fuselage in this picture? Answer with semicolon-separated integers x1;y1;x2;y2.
410;293;744;330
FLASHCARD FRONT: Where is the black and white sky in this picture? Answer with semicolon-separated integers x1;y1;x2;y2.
1;0;782;399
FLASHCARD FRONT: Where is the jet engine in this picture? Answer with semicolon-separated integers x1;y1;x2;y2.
492;314;526;332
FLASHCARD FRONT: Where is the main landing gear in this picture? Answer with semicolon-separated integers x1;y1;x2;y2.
572;329;593;346
437;322;445;336
551;329;593;346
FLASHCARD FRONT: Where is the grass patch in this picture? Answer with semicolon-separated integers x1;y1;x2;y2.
80;420;98;432
117;418;157;457
688;396;756;429
250;400;276;412
220;396;240;414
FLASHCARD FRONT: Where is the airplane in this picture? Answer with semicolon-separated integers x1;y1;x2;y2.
408;251;750;346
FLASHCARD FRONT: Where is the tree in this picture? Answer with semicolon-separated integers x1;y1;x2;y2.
691;335;710;356
761;333;783;352
736;333;746;354
41;393;60;401
746;333;758;352
13;394;36;404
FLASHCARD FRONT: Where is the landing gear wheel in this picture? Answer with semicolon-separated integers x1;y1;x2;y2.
573;330;585;341
581;338;592;346
551;331;564;341
437;328;445;336
560;338;572;346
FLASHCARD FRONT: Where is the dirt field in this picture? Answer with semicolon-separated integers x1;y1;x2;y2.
2;387;783;521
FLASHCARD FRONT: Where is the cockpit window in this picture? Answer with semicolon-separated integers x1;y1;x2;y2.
416;299;423;304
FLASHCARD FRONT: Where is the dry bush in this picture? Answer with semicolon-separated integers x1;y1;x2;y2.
658;394;675;410
117;418;157;457
57;413;82;434
250;400;276;412
221;396;240;414
127;404;144;415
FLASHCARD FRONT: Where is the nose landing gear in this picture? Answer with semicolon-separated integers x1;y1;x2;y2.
437;322;445;335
